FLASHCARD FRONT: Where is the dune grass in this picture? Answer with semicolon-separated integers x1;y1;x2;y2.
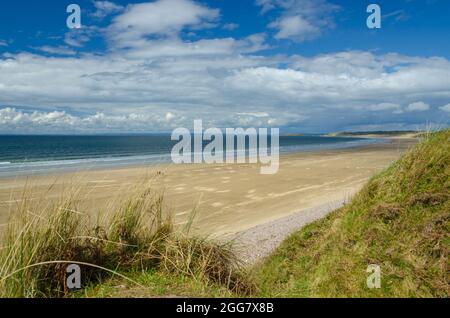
254;129;449;297
1;130;448;298
0;180;253;298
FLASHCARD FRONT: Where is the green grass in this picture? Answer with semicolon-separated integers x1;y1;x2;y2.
76;269;236;298
328;130;419;137
1;130;448;298
254;129;449;297
0;180;253;298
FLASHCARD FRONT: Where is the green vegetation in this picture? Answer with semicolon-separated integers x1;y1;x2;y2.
327;130;419;137
285;133;305;137
1;130;448;298
77;270;236;298
0;182;252;298
255;129;449;297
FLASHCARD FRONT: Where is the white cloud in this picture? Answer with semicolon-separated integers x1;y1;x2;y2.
33;46;77;56
0;49;448;133
0;40;8;47
0;107;300;133
165;112;175;121
383;10;410;22
108;0;219;48
257;0;339;42
255;0;276;14
237;112;269;118
269;15;320;41
91;1;124;19
64;26;99;47
0;1;447;133
439;103;450;112
223;23;239;31
367;103;401;112
0;107;183;133
406;101;430;112
342;122;432;133
225;54;450;104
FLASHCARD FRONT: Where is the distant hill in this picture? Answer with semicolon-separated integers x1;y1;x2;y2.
327;130;420;137
285;133;305;137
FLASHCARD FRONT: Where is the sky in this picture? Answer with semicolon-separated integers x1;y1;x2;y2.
0;0;449;134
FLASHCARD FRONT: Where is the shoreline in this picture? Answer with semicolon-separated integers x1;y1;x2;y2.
0;138;417;240
0;136;386;179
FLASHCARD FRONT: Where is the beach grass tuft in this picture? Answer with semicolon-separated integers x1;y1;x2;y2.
0;180;252;297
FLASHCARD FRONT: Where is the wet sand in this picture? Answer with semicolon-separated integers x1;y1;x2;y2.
0;138;416;237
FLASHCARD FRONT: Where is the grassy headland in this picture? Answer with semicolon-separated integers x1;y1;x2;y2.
326;130;421;138
255;129;449;297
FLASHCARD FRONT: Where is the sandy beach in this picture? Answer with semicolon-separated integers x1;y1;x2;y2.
0;137;417;241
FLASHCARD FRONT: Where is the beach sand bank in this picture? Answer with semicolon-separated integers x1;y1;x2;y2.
0;138;417;240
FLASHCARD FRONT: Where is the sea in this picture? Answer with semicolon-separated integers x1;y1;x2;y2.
0;135;385;178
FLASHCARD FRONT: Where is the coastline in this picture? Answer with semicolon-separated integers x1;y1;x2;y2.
0;137;417;239
0;135;384;178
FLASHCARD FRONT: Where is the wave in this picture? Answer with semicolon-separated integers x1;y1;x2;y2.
0;137;387;178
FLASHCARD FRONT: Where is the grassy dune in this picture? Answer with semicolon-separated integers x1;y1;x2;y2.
0;130;448;298
0;182;252;298
255;129;449;297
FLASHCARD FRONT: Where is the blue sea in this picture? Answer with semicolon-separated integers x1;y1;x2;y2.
0;135;384;178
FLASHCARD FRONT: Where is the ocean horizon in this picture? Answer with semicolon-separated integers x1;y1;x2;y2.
0;134;384;178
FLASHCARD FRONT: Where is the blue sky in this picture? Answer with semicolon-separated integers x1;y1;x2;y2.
0;0;449;133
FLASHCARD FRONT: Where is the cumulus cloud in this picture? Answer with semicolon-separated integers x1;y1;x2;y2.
341;122;433;133
269;15;320;40
367;103;401;112
33;45;77;56
0;107;183;133
257;0;339;42
90;1;124;19
108;0;219;48
64;26;100;47
0;107;300;133
0;0;448;133
222;23;239;31
0;47;448;133
439;104;450;112
225;54;450;104
406;101;430;112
